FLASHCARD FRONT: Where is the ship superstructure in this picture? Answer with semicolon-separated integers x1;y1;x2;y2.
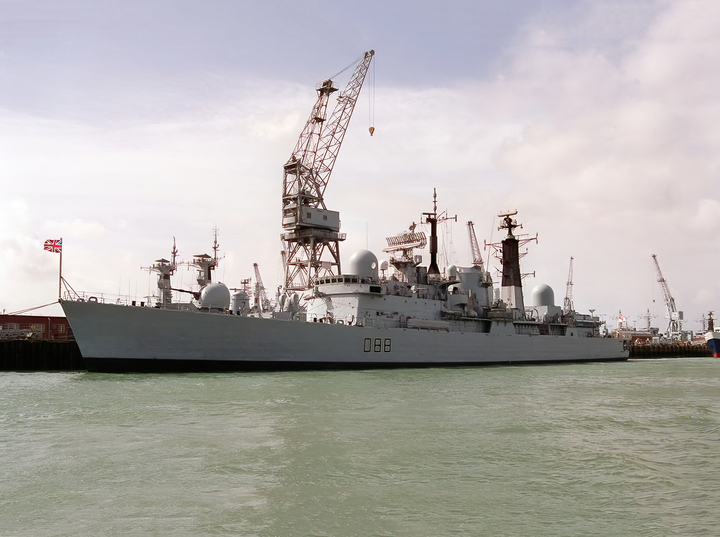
306;194;605;340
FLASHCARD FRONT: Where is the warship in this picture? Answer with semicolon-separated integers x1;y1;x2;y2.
60;50;628;371
60;199;628;372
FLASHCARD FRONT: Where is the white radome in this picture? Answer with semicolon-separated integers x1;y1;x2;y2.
346;250;379;279
198;283;231;309
530;284;555;307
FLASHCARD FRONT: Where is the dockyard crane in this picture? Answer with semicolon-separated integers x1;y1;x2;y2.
563;256;574;315
651;254;683;340
253;263;270;313
281;50;375;293
466;221;485;270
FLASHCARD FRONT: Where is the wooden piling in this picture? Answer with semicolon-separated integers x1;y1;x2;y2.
629;342;711;359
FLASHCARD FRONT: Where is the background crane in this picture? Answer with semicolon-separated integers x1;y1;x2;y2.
281;50;375;293
563;256;574;315
466;221;484;270
651;254;684;340
253;263;270;313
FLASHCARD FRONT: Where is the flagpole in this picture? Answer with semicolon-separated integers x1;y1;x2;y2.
59;238;63;299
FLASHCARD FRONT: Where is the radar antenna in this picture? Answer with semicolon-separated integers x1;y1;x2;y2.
383;228;427;260
142;237;178;307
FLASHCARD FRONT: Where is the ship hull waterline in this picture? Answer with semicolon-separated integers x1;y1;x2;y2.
61;300;629;373
705;331;720;358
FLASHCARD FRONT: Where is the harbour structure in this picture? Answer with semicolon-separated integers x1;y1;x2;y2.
0;314;72;341
281;50;375;293
651;254;690;341
610;309;660;344
252;263;272;314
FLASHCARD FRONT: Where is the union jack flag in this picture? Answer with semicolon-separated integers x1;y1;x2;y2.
44;239;62;253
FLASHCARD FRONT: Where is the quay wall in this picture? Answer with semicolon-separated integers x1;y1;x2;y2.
0;340;85;371
630;343;710;359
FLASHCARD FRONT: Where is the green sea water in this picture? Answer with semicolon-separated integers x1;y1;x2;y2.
1;358;719;536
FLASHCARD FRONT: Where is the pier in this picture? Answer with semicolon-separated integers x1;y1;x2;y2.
629;342;710;359
0;340;84;371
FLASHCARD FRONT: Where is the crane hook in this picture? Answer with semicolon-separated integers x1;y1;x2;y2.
369;127;375;136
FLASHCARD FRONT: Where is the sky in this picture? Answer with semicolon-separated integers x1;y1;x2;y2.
1;0;718;334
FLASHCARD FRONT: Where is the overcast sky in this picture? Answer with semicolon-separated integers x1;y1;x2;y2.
1;0;718;333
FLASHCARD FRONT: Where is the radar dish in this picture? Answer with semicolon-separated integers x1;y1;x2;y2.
383;231;427;253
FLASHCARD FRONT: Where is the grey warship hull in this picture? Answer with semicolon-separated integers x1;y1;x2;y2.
61;299;628;373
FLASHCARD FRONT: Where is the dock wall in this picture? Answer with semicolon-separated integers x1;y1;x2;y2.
629;343;710;358
0;340;85;371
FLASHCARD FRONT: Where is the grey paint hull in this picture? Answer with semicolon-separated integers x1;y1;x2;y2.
61;300;629;372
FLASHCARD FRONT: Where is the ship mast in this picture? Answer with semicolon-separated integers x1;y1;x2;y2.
422;189;456;278
144;237;178;307
485;211;537;316
193;229;221;289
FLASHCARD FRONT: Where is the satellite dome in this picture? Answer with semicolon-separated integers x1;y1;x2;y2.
230;290;249;314
198;283;231;310
346;250;379;279
530;284;555;307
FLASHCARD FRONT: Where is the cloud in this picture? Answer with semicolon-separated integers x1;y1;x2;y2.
2;0;718;331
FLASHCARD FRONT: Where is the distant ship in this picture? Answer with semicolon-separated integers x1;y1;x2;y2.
704;312;720;357
61;197;628;372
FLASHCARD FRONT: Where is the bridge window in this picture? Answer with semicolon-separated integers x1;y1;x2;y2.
364;338;372;352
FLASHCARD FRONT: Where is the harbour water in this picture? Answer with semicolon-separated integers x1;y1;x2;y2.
2;358;719;536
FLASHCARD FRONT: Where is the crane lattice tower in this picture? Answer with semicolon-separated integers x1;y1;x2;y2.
281;51;375;293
